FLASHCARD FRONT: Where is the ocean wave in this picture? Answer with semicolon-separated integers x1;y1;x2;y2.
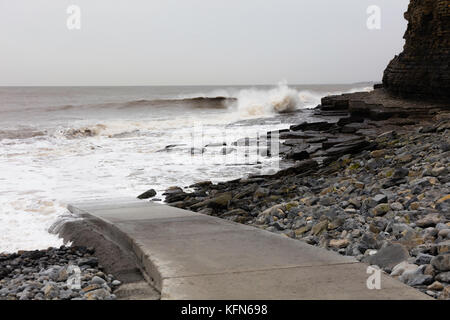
233;83;374;117
234;83;304;116
41;84;373;116
62;124;107;139
0;129;46;141
44;97;237;112
119;96;236;109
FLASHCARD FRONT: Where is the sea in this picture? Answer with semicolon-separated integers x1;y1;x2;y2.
0;83;373;253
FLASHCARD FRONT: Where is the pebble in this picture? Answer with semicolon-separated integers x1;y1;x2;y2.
427;281;444;291
431;254;450;272
90;276;106;285
0;246;120;300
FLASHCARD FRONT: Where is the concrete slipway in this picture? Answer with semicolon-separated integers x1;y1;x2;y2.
67;199;430;300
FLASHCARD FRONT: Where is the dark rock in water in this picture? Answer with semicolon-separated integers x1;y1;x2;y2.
267;129;290;137
205;142;226;147
157;144;187;152
290;121;335;132
363;243;410;270
382;0;450;100
137;189;156;199
163;186;183;194
279;131;316;140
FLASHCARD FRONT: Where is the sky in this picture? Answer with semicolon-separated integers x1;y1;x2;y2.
0;0;409;86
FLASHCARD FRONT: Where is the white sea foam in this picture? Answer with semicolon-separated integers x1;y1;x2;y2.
234;82;300;116
230;83;373;116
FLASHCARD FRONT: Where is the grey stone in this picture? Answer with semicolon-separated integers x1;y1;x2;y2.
411;178;431;188
43;283;59;299
90;276;106;285
438;229;450;239
431;254;450;272
416;214;441;228
84;288;113;300
363;243;410;270
137;189;157;200
435;271;450;283
414;254;434;265
373;194;388;204
77;257;99;268
319;197;336;206
390;202;404;211
111;280;121;286
399;267;434;287
390;223;414;236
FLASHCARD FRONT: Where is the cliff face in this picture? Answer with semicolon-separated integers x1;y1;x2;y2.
383;0;450;100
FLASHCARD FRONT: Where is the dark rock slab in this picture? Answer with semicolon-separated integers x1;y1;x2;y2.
290;121;335;132
137;189;157;200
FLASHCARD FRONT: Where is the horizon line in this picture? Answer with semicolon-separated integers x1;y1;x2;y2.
0;81;378;88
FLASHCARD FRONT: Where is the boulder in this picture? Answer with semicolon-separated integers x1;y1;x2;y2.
431;254;450;272
137;189;157;199
416;214;441;228
207;192;232;209
363;243;410;270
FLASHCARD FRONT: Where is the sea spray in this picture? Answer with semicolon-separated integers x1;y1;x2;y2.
234;82;301;116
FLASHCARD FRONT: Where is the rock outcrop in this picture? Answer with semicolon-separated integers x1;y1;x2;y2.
383;0;450;100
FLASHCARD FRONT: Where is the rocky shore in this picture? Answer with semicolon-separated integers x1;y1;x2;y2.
0;246;121;300
156;92;450;300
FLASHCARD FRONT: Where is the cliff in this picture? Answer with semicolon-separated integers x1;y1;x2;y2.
383;0;450;100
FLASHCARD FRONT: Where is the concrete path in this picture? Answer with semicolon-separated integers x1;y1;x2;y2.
68;199;430;300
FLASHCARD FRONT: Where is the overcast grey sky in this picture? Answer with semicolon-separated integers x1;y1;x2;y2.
0;0;409;86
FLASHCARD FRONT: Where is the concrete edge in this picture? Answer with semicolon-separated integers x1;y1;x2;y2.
66;204;164;293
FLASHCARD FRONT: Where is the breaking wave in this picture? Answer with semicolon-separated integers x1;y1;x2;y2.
45;97;236;112
41;83;373;118
234;83;301;116
233;83;374;116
